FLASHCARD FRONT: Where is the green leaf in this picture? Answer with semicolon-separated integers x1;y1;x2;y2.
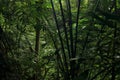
0;13;5;25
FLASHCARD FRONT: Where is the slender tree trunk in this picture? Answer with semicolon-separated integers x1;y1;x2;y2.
50;0;69;79
58;0;70;59
111;18;117;80
111;0;117;80
35;29;40;54
34;28;40;80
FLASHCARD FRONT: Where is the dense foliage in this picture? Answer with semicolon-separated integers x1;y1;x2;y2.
0;0;120;80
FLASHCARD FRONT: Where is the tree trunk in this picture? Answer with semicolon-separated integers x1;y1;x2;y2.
34;29;40;80
35;29;40;54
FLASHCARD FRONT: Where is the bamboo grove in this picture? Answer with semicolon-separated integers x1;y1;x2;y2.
0;0;120;80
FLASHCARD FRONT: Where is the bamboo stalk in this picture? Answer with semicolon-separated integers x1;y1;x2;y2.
58;0;71;59
67;0;73;58
74;0;81;58
111;0;117;80
42;15;65;73
50;0;69;79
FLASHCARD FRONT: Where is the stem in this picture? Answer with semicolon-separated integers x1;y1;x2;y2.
58;0;71;59
35;29;40;55
42;15;65;73
67;0;73;58
74;0;81;59
111;0;117;80
34;27;40;80
50;0;69;79
65;0;75;79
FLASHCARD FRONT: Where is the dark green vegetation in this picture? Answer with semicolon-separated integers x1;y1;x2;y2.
0;0;120;80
